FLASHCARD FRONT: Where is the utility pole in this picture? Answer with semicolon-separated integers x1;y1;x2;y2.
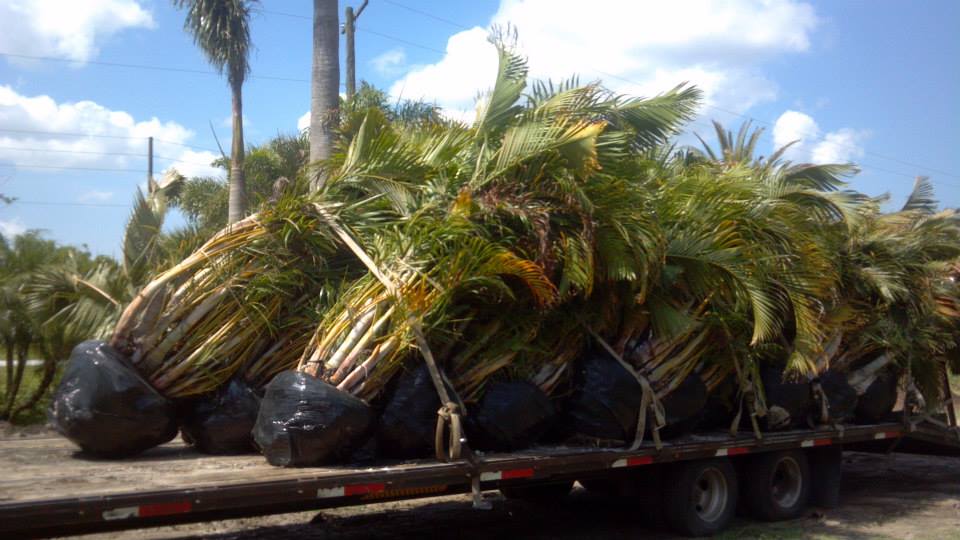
342;0;368;101
147;136;154;192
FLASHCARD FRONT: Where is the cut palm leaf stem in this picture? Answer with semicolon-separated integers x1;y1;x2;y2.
112;215;264;348
337;336;398;392
847;353;894;395
330;305;397;384
137;287;230;371
321;301;379;371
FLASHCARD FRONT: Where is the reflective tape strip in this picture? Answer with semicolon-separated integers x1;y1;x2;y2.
318;483;386;499
102;507;138;521
874;431;900;440
102;501;192;521
801;438;832;448
612;456;654;468
715;447;749;457
345;483;385;496
317;486;345;498
480;468;535;482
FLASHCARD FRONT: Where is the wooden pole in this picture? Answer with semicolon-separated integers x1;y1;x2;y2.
342;0;367;102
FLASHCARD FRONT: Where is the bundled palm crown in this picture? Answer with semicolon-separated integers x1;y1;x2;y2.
52;37;960;462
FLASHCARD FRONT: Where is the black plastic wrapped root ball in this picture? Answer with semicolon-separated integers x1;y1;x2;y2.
658;373;708;439
468;380;556;452
48;340;178;458
817;370;858;424
376;365;443;459
253;371;374;467
180;378;261;454
566;349;644;443
855;369;899;423
759;363;813;430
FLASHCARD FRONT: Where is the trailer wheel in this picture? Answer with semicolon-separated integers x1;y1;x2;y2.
663;458;738;537
742;450;811;521
500;480;574;502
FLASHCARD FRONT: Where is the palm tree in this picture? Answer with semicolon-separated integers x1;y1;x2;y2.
2;179;183;421
309;0;340;188
0;231;94;419
174;0;255;224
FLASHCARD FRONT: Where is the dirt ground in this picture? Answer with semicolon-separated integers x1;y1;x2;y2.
42;449;954;540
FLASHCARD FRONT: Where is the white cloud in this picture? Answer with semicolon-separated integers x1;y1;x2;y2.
297;111;310;132
168;149;220;178
371;48;407;77
0;218;26;238
772;110;867;164
78;190;113;202
0;0;154;63
388;0;817;121
811;128;867;164
0;85;222;178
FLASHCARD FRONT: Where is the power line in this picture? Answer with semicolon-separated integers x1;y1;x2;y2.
357;27;446;55
0;128;138;140
9;200;129;208
0;52;310;83
256;7;448;55
256;8;310;20
0;147;216;167
0;128;219;153
378;0;471;31
0;146;148;158
0;163;143;173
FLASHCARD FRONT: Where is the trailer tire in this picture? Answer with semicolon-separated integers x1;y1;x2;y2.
663;458;738;537
500;480;574;502
742;450;811;521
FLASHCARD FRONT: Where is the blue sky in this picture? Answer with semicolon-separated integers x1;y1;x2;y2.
0;0;958;256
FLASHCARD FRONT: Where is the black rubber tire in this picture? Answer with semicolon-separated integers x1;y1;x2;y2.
742;450;812;521
663;459;738;537
579;476;619;495
500;480;574;502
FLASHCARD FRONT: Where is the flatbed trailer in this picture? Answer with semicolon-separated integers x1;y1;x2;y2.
2;418;958;538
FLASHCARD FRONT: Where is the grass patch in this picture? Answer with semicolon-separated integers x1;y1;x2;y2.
0;362;59;425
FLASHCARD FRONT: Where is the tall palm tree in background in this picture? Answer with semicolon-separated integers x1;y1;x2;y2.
174;0;255;224
309;0;340;188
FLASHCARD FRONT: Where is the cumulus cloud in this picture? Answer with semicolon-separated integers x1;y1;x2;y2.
772;110;867;164
371;48;407;77
0;0;154;63
297;111;310;132
0;85;221;178
389;0;817;121
0;218;26;238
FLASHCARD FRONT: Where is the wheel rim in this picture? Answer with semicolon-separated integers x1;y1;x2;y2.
692;467;728;523
770;456;803;508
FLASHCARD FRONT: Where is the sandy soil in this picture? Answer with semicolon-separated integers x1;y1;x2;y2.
50;450;959;540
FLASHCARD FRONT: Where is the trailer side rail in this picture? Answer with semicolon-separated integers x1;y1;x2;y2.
7;421;958;538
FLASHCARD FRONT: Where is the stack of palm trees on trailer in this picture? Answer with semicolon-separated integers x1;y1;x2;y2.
97;40;959;424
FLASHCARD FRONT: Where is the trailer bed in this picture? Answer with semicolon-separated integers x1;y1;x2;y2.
2;420;958;538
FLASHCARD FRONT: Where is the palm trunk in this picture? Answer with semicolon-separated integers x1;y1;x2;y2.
228;82;246;224
309;0;340;189
4;342;12;400
9;356;56;422
2;348;27;419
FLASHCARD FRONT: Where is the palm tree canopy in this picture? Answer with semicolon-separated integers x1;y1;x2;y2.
174;0;255;86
